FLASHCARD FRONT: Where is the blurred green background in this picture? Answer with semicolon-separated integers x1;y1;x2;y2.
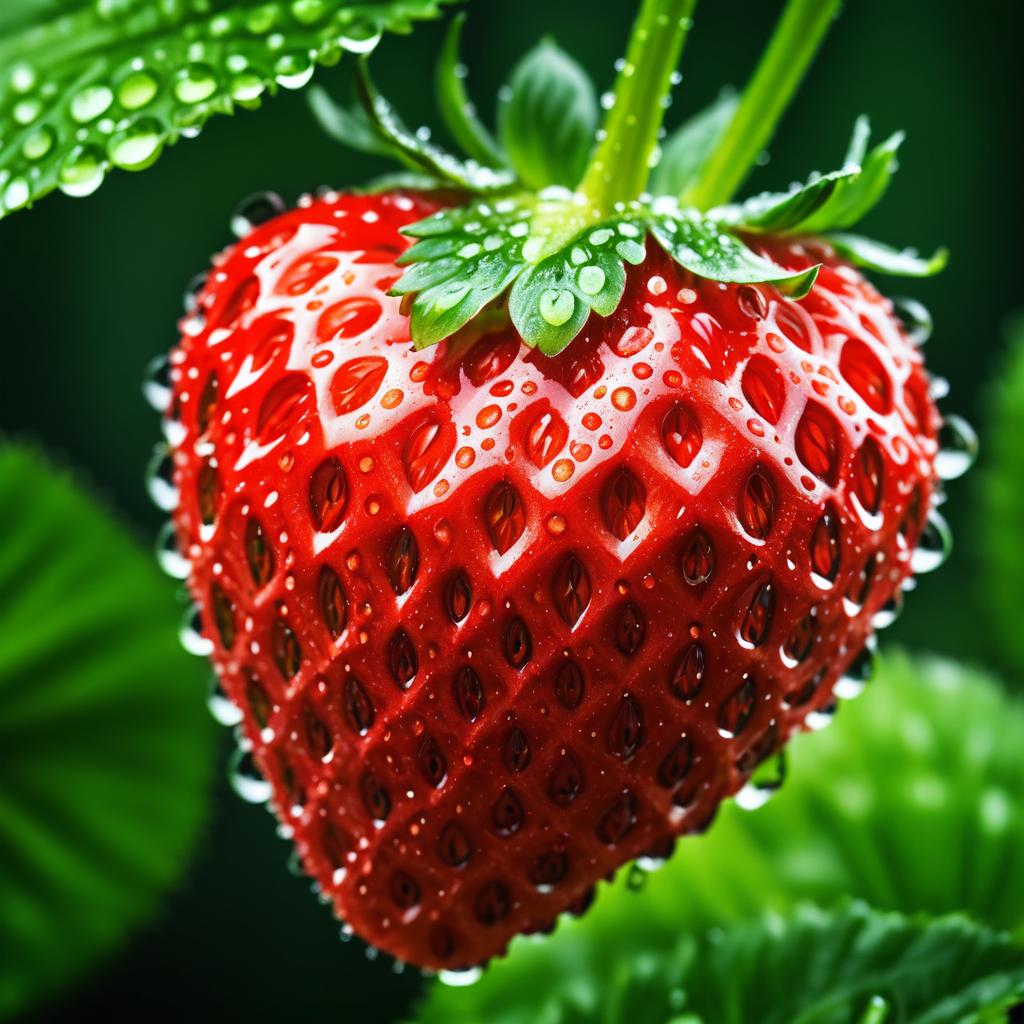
1;0;1021;1019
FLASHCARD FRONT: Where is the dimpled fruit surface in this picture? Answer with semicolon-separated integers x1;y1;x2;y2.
162;189;942;970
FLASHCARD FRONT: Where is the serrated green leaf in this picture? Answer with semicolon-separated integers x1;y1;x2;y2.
509;218;646;355
649;90;738;198
417;903;1024;1024
828;233;948;276
391;197;531;346
413;651;1024;1023
435;12;506;168
355;60;515;192
0;0;456;220
979;314;1024;682
651;207;820;296
0;444;215;1018
497;38;597;191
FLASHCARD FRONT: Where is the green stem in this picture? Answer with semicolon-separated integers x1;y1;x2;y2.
684;0;841;209
578;0;697;214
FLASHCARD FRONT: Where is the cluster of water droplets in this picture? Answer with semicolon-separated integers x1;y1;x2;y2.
0;0;394;215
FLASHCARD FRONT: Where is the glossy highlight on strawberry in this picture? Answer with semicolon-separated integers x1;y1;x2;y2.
157;188;949;970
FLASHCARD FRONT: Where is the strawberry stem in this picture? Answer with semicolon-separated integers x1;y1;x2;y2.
684;0;841;210
578;0;698;215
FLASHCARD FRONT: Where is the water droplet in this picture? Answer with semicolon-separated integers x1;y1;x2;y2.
174;62;218;104
834;643;875;700
231;191;285;237
275;52;314;89
21;125;55;161
230;748;272;804
935;415;977;480
70;84;113;123
109;118;163;170
154;520;189;578
539;289;575;327
118;69;159;110
57;144;106;197
145;446;178;511
577;265;606;295
911;509;952;574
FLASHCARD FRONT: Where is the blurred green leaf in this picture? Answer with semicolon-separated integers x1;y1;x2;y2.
0;0;455;221
415;651;1024;1022
497;38;597;190
648;90;738;198
418;902;1024;1024
980;314;1024;683
0;445;214;1019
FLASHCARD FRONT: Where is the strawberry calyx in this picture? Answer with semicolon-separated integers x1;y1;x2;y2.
310;0;948;355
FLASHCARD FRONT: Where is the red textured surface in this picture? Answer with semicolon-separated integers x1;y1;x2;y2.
166;190;939;969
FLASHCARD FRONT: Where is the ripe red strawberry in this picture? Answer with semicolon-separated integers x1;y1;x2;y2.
162;185;942;970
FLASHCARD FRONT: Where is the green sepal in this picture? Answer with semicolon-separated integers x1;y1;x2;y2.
355;61;516;193
650;204;820;296
497;38;598;191
828;233;949;277
435;13;507;168
308;84;397;158
649;90;738;198
509;218;647;355
723;118;905;237
391;197;531;347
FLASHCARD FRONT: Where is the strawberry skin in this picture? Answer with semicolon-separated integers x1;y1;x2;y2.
165;190;939;970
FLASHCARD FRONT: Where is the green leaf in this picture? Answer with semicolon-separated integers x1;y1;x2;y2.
979;314;1024;681
307;83;396;157
435;12;506;168
413;651;1024;1023
417;903;1024;1024
508;217;647;355
650;206;820;296
722;118;906;237
355;60;515;192
648;90;738;198
0;0;455;220
497;38;598;190
0;444;215;1018
827;233;949;277
391;196;531;346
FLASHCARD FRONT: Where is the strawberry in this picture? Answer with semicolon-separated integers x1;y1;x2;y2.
152;0;962;974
